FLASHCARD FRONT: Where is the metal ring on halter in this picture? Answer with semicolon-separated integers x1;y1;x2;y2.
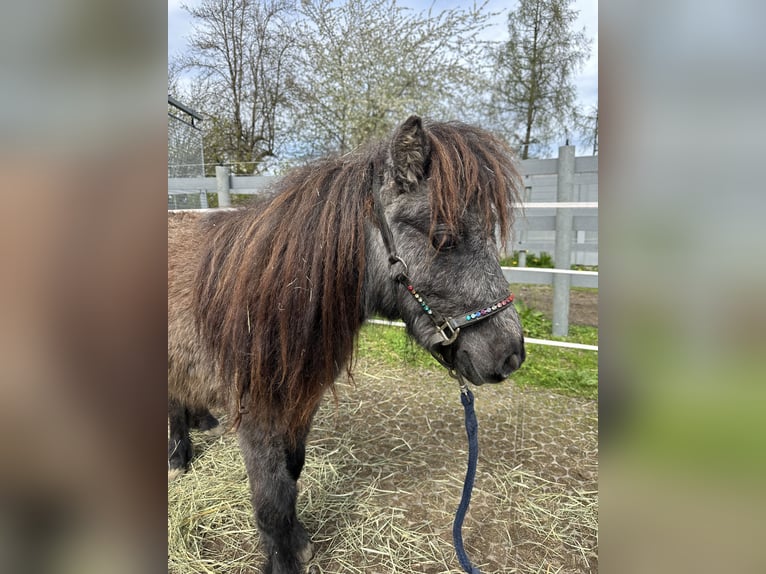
451;366;469;395
388;255;408;275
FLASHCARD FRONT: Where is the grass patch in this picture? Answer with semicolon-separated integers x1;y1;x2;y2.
356;322;434;370
512;344;598;399
357;299;598;401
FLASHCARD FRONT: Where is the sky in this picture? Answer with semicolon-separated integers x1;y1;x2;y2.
168;0;598;117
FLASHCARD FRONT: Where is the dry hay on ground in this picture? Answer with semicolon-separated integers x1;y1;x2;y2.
168;360;598;574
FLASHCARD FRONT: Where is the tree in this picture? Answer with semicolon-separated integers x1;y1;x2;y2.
574;103;598;155
489;0;591;159
290;0;495;156
179;0;298;174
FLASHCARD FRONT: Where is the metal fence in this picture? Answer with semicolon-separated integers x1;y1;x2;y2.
168;96;206;209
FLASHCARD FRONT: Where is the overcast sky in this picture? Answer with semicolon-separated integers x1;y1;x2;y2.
168;0;598;112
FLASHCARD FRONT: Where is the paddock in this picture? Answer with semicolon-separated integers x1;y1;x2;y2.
168;325;597;574
167;119;598;572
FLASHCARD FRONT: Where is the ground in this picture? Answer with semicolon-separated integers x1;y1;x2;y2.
513;284;598;328
168;287;598;573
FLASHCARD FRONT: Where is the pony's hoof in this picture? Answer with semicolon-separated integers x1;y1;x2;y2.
298;540;315;565
168;437;193;477
192;411;220;432
168;467;185;482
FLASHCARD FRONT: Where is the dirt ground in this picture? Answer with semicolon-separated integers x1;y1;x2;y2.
320;364;599;573
168;287;599;573
513;284;598;327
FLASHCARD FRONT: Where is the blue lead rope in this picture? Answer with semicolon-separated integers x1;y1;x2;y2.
453;386;482;574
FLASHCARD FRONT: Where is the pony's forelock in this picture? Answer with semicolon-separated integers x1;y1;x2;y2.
425;121;521;246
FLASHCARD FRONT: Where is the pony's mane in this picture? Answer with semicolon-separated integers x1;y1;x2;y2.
192;120;520;439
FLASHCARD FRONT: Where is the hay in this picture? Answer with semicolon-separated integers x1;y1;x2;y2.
168;362;598;573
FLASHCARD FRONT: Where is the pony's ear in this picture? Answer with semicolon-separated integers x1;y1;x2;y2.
389;115;430;194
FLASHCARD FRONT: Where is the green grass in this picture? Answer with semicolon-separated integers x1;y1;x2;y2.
356;321;435;370
357;300;598;400
499;251;598;272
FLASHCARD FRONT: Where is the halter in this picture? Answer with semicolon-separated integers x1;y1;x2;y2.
370;169;515;375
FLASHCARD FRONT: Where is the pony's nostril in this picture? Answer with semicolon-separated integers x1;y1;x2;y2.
497;350;524;380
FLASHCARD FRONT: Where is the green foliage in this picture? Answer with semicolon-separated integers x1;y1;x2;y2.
500;251;555;268
293;0;494;154
513;299;550;339
176;0;498;166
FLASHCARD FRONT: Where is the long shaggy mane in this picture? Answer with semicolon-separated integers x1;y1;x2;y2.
191;120;521;439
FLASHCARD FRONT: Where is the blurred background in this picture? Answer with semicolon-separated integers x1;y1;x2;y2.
0;0;764;572
600;1;766;571
0;1;167;572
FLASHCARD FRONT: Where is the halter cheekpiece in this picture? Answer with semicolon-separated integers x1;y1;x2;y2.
390;254;514;348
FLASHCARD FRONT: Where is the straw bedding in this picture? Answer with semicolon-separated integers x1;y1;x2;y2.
168;359;597;573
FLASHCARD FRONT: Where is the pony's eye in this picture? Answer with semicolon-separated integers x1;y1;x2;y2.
431;229;460;252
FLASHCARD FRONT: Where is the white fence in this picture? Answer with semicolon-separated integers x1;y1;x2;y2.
169;156;597;265
513;155;598;266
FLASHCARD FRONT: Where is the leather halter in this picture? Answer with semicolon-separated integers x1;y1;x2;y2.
370;169;515;361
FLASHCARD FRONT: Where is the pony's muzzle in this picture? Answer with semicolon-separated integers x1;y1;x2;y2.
470;334;526;384
429;331;526;385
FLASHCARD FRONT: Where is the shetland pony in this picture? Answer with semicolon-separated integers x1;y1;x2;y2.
168;116;525;573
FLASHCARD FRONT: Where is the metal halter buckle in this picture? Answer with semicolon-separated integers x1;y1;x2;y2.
436;320;460;345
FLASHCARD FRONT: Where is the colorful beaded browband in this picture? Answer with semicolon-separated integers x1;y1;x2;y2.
402;277;515;343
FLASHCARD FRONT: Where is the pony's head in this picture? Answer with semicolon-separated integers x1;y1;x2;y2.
373;115;525;384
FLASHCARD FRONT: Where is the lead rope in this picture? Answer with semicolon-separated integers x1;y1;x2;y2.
453;376;482;574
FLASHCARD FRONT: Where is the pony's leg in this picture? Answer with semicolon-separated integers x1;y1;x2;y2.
238;418;313;574
188;405;220;432
168;398;193;480
283;429;314;564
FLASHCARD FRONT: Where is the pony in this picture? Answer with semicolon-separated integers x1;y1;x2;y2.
168;116;526;573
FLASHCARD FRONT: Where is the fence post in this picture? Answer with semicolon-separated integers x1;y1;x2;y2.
216;165;232;208
552;145;575;337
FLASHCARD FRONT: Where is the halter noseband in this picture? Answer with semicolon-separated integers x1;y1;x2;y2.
370;169;515;365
